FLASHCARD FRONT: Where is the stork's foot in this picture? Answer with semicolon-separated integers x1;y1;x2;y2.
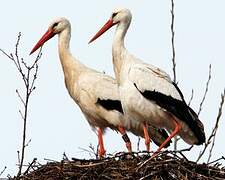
98;146;106;158
97;127;106;158
124;138;132;152
151;119;182;158
118;126;132;152
142;122;151;152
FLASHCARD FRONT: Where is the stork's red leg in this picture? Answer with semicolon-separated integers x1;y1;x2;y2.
143;122;150;152
151;119;181;159
118;126;132;152
97;128;106;158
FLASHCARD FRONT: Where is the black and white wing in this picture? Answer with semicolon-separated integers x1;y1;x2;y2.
128;63;205;144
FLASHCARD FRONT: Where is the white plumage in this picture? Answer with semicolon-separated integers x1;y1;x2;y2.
89;8;205;156
30;17;171;157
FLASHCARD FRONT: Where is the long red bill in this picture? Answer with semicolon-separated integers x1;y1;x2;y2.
30;29;55;55
89;19;116;44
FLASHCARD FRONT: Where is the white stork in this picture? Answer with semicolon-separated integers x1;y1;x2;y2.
89;8;206;157
30;17;171;157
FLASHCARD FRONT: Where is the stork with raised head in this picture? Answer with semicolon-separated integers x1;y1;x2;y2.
30;17;171;157
89;8;206;157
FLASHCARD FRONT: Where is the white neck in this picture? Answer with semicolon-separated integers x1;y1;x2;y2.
112;21;130;82
57;25;85;93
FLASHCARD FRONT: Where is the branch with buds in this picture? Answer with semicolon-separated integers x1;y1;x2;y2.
0;32;42;177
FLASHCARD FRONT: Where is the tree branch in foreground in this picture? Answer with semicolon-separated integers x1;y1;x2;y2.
0;32;42;177
196;89;225;163
198;64;212;116
171;0;176;84
170;0;180;152
0;166;7;177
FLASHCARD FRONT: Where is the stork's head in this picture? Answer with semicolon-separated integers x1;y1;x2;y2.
30;17;70;55
89;8;132;43
110;7;132;25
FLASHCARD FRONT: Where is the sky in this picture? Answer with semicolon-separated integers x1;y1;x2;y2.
0;0;225;177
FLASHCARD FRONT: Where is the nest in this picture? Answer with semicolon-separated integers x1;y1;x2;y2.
15;151;225;180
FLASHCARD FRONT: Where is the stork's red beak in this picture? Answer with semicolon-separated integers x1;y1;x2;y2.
88;19;117;44
30;29;55;55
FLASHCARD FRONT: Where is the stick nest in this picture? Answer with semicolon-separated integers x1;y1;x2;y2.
14;151;225;180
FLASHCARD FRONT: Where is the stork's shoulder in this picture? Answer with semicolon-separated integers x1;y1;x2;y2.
129;61;171;79
78;71;119;101
128;62;182;101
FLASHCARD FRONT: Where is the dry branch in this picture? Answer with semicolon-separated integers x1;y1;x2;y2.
0;166;7;177
171;0;176;83
170;0;180;152
188;89;194;106
207;89;225;163
198;64;212;115
18;151;225;180
196;89;225;163
0;32;42;177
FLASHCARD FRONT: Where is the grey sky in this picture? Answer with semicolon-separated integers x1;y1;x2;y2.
0;0;224;176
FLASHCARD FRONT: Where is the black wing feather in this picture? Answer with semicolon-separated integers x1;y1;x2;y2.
96;98;124;114
134;83;205;145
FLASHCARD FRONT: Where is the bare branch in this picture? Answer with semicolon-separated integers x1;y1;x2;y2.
16;89;25;107
17;151;21;165
0;32;42;177
170;0;180;151
78;143;99;159
188;89;194;106
15;32;23;72
196;89;225;163
171;0;176;83
207;89;225;163
19;110;25;120
25;139;32;147
198;64;212;115
43;158;58;163
29;63;39;95
207;156;225;165
0;49;13;60
0;166;7;177
63;152;69;161
23;158;37;175
30;47;42;69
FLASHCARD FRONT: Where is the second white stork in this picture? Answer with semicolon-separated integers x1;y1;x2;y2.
30;17;171;157
89;8;206;156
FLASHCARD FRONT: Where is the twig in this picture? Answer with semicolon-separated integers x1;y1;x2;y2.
207;156;225;165
170;0;179;151
198;64;212;115
23;158;37;175
16;89;26;107
0;32;42;177
63;152;69;161
0;166;7;177
178;145;193;152
78;143;98;159
43;158;58;163
207;89;225;163
188;89;194;106
89;143;99;159
17;151;21;165
196;89;225;163
25;139;32;147
19;110;25;120
171;0;176;83
73;161;105;168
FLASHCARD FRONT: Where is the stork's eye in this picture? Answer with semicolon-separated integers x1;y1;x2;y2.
112;12;118;18
52;22;59;28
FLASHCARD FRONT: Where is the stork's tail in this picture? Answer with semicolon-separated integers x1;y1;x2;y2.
187;107;206;145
